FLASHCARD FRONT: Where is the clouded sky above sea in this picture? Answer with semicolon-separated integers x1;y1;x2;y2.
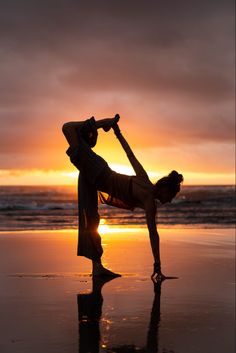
0;0;235;184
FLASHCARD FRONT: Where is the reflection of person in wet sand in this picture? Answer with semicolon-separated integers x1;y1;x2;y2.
77;277;175;353
63;114;183;280
77;278;106;353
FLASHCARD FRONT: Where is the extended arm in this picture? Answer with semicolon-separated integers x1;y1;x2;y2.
145;198;165;281
113;123;148;179
145;199;160;264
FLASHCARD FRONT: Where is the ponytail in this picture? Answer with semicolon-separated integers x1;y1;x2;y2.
155;170;183;196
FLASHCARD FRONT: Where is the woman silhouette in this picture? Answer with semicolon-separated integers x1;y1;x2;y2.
62;114;183;281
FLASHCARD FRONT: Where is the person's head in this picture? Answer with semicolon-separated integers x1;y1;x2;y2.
154;170;183;204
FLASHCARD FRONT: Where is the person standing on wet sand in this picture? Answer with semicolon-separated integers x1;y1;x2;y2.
62;114;183;281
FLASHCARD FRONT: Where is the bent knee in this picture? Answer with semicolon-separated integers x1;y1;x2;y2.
62;122;71;135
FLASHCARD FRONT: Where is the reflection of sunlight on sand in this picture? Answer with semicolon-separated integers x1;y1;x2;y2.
98;218;143;235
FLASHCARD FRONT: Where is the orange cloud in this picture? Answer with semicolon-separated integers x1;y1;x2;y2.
0;1;234;184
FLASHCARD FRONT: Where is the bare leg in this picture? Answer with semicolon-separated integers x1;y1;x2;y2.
92;261;121;278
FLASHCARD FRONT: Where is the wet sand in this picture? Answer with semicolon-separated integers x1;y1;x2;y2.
0;227;235;353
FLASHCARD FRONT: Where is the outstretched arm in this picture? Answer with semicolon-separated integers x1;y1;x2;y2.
145;199;160;264
113;123;148;179
145;198;165;282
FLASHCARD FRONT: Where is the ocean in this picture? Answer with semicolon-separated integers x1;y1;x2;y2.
0;185;235;231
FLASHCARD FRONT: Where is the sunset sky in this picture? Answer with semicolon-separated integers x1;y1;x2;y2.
0;0;235;185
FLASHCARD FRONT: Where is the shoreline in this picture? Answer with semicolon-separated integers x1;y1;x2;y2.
0;227;234;353
0;223;235;234
0;227;234;277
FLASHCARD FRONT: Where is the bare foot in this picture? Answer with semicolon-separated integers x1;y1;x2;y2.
103;114;120;132
92;263;121;278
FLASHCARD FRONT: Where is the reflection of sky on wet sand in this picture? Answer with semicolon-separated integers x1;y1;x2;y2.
94;277;234;353
0;228;234;352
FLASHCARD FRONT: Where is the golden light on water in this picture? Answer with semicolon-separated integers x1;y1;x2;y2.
98;219;143;235
61;171;78;179
0;168;234;185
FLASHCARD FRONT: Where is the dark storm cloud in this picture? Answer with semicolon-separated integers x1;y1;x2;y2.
0;0;234;168
1;0;234;101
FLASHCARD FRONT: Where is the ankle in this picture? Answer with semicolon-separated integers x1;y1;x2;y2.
92;261;102;269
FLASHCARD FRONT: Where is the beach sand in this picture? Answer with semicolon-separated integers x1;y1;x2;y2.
0;227;235;353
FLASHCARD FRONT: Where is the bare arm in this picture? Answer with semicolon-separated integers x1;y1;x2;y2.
113;123;149;179
144;198;165;281
145;199;160;265
132;175;163;280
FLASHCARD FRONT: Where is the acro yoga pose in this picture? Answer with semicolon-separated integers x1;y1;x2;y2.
62;114;183;281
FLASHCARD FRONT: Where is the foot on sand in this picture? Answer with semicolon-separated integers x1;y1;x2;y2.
92;263;121;278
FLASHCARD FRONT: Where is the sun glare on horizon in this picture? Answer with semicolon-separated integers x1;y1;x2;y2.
0;168;234;186
98;219;143;235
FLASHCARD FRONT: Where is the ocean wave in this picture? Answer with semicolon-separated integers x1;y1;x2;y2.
0;185;235;230
0;202;76;211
